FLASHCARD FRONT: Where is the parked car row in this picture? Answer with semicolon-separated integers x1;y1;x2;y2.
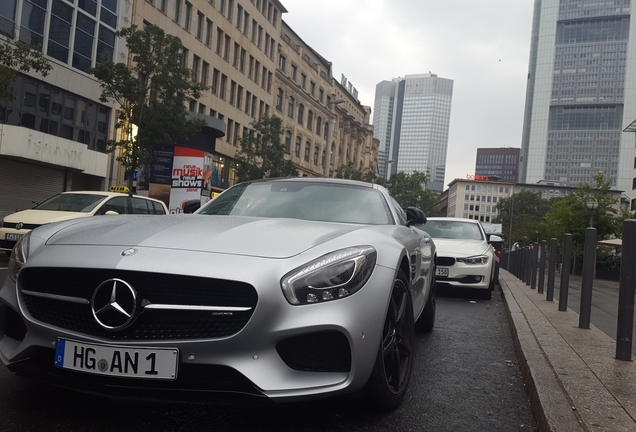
0;178;500;410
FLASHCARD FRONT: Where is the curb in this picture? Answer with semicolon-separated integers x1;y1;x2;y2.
499;274;586;432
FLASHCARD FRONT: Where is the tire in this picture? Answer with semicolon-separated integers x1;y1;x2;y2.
415;272;436;333
365;270;415;411
479;287;492;301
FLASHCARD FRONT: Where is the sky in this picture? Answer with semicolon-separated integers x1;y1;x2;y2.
280;0;535;187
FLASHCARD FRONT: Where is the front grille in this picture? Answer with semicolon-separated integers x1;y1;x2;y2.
20;268;258;340
3;222;40;230
276;331;351;372
437;256;456;267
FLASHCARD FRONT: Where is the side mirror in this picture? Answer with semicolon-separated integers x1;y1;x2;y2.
105;210;119;215
406;207;426;226
488;234;503;243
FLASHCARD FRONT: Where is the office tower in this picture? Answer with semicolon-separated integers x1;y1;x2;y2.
373;73;453;193
475;148;521;183
520;0;634;192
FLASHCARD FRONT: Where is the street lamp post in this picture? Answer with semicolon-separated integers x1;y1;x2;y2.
386;159;396;179
586;200;599;227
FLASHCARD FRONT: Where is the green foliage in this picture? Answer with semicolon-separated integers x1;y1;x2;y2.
334;162;377;183
0;42;52;102
234;116;298;181
379;171;440;217
91;25;207;187
494;190;553;248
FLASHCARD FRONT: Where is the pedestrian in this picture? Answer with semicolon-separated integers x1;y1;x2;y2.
511;241;520;251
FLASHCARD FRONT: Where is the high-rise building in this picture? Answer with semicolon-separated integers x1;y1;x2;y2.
520;0;635;192
475;148;520;183
373;73;453;193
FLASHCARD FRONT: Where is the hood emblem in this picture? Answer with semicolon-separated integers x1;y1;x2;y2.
16;222;24;230
91;279;137;330
121;248;138;256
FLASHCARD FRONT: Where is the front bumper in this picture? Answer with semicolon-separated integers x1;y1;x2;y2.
0;245;396;403
436;259;492;290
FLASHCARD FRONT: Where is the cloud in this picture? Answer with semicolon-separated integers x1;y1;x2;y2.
281;0;534;185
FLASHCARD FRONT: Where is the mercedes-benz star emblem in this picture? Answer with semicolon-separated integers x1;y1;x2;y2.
91;279;137;331
15;222;23;230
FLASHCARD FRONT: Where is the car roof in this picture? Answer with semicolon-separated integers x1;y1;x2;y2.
243;177;378;189
58;191;167;206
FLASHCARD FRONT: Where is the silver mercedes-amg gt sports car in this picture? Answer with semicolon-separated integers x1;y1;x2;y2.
1;178;436;410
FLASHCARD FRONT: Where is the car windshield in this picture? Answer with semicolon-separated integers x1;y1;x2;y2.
421;220;484;241
198;181;393;225
34;194;108;212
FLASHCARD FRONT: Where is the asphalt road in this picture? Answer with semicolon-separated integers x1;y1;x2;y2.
0;261;536;432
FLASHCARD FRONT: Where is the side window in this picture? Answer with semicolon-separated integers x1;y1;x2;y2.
151;201;166;214
131;198;151;214
100;196;129;215
389;196;407;225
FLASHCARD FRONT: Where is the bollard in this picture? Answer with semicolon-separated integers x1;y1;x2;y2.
546;238;557;301
526;247;532;286
531;242;538;289
538;240;547;294
616;220;636;361
559;234;573;311
578;228;597;329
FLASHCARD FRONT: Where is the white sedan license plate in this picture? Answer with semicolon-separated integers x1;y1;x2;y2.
55;339;178;380
5;233;23;241
436;267;449;277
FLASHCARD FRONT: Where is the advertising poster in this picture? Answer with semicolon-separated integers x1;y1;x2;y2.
169;146;205;214
136;146;174;207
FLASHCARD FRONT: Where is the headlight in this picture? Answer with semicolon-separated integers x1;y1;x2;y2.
8;231;31;282
281;246;377;305
456;255;489;265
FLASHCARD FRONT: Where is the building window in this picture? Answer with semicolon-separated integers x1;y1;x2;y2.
291;64;297;81
316;117;322;136
301;73;306;89
304;141;310;161
295;136;301;157
307;110;313;131
183;2;192;30
313;145;319;165
278;54;286;71
285;130;291;153
298;104;304;124
205;19;212;45
276;88;283;111
195;11;204;39
201;61;209;86
310;81;315;96
287;96;294;118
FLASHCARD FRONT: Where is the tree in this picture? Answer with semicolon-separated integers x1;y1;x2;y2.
334;162;376;183
494;190;553;248
0;42;52;102
91;25;207;189
234;116;298;181
379;171;440;216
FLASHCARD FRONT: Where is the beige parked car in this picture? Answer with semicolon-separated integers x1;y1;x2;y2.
0;189;168;256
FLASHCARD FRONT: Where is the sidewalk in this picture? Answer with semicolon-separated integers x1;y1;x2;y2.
499;270;636;431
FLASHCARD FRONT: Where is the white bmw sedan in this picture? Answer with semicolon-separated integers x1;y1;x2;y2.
415;217;501;300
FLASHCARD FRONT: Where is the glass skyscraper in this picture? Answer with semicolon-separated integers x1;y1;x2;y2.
373;73;453;193
520;0;635;192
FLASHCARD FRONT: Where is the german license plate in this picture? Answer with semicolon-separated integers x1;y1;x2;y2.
5;233;23;241
55;339;178;380
436;267;449;277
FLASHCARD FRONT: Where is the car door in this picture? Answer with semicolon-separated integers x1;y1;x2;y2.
386;195;431;314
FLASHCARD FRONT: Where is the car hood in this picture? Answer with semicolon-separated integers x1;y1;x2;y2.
4;209;89;225
431;238;491;257
40;215;367;259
